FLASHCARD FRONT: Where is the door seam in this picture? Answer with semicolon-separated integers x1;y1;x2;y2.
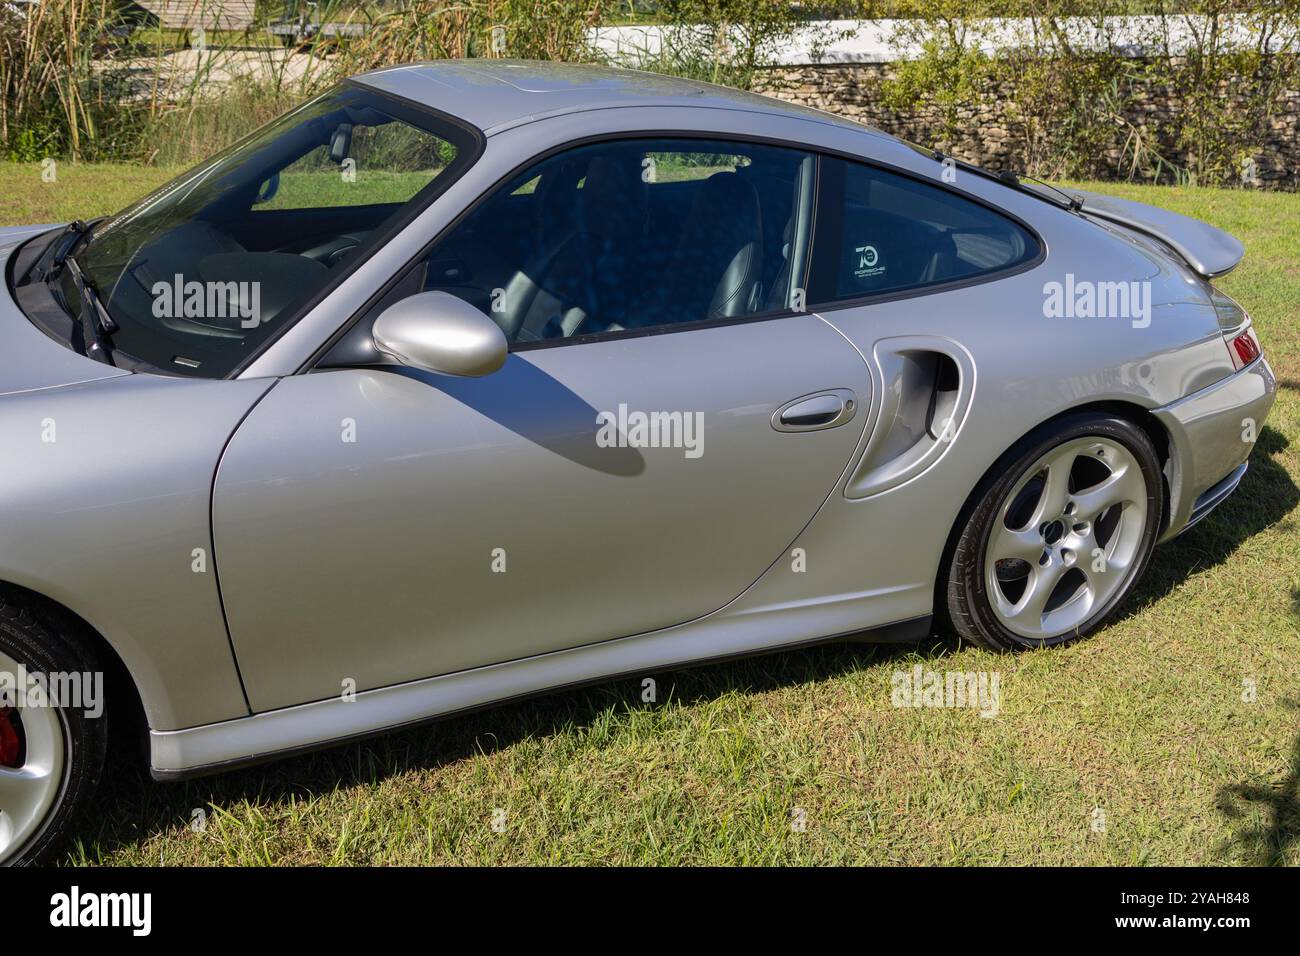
208;377;281;716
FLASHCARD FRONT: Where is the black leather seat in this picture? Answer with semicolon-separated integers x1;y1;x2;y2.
653;171;764;327
495;160;765;342
496;154;646;342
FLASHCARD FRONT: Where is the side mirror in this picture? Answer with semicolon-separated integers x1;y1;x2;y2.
371;291;507;377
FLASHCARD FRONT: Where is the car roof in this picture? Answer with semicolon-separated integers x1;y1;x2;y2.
351;59;894;140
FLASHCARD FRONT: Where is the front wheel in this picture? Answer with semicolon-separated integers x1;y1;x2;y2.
0;595;106;866
945;413;1164;651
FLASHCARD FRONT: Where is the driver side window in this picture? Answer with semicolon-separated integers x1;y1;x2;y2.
410;137;816;346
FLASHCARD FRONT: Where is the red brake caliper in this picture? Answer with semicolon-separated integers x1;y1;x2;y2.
0;707;20;767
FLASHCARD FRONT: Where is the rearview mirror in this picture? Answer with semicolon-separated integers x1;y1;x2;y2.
254;171;280;204
329;123;354;164
371;291;507;377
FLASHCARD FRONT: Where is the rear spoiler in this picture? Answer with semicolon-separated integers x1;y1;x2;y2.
1071;188;1245;279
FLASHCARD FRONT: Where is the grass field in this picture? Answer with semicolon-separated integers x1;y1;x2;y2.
1;162;1297;866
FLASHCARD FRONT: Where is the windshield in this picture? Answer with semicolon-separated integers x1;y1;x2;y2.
75;83;479;378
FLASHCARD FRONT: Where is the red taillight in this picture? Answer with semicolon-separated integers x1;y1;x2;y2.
1227;327;1262;370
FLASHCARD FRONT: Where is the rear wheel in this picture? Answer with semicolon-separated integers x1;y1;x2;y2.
945;413;1163;650
0;595;106;866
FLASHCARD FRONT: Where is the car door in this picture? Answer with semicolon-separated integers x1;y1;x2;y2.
213;137;876;713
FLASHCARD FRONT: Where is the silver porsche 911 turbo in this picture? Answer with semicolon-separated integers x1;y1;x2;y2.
0;62;1276;864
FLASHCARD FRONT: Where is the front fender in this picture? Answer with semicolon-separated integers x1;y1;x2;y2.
0;374;272;730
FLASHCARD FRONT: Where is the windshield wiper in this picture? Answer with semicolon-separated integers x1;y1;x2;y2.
30;219;95;283
62;254;118;366
996;168;1084;212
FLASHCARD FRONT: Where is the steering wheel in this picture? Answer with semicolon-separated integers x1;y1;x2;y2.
296;233;367;267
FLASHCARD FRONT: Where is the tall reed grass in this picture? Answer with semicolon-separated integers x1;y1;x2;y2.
0;0;612;165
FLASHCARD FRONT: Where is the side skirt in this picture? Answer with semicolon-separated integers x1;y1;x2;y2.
150;614;931;781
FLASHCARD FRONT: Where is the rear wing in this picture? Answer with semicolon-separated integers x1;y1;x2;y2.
1072;188;1245;279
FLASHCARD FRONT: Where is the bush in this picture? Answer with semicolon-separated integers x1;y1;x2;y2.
603;0;857;89
7;0;1299;185
878;0;1300;186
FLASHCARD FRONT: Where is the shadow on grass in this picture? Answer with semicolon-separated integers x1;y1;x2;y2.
71;429;1295;862
1119;425;1298;618
1215;700;1300;865
77;636;949;863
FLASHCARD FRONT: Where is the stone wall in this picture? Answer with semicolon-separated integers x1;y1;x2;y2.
754;63;1300;190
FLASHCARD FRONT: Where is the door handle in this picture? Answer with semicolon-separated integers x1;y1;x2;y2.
782;395;842;426
772;389;857;432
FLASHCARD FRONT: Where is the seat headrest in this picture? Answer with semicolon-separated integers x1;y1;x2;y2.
671;171;763;320
692;171;759;223
580;154;643;241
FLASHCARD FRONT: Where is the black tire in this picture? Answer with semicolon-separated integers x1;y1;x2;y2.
944;412;1164;651
0;589;107;866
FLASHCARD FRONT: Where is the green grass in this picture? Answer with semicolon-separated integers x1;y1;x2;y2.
1;163;1297;866
120;27;282;52
259;169;446;209
0;163;182;226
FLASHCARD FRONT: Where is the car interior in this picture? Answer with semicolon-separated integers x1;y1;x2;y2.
403;141;1035;347
416;140;816;343
64;85;469;376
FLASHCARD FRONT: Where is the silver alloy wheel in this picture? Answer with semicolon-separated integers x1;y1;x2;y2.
983;436;1149;640
0;648;67;864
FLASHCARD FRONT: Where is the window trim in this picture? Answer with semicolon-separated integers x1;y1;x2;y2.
303;128;1046;372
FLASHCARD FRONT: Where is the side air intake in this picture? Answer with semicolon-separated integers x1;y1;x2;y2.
846;337;974;499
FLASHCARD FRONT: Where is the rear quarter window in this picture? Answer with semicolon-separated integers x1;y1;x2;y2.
810;157;1038;304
